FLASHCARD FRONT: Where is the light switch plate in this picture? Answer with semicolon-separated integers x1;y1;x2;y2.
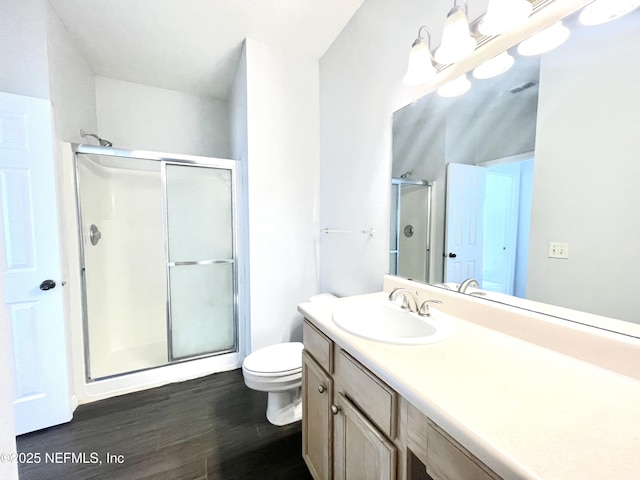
548;242;569;259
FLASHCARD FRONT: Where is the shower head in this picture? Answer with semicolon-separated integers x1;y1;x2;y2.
80;129;113;147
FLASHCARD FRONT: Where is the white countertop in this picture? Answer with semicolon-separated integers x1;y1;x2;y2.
298;290;640;480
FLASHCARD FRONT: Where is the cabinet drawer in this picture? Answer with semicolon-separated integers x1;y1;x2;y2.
303;320;333;373
427;421;500;480
335;350;397;439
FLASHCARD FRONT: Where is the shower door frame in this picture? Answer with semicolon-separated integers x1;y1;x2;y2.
73;144;241;381
161;160;239;363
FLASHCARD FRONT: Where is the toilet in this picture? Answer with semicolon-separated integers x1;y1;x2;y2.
242;294;338;426
242;341;305;426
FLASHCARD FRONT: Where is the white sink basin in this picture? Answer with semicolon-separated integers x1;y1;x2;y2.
332;299;454;345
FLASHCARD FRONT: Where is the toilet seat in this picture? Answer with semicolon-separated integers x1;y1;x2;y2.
242;342;303;377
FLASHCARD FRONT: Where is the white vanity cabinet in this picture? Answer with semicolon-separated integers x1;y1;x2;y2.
302;320;398;480
302;319;502;480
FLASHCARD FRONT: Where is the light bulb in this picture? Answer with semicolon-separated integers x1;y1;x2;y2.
478;0;533;36
579;0;640;26
472;51;515;79
437;74;471;97
434;5;477;64
403;35;437;86
517;21;570;56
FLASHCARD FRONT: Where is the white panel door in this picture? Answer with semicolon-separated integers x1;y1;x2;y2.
444;163;486;285
483;163;521;295
0;92;72;435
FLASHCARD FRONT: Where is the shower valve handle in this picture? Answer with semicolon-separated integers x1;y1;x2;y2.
40;279;56;291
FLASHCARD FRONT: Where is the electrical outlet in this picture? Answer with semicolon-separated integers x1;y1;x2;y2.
548;242;569;259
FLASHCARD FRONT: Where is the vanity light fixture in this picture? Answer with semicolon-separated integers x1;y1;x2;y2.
403;26;438;86
478;0;533;36
434;0;477;65
472;51;515;79
579;0;640;26
437;73;471;97
517;20;570;56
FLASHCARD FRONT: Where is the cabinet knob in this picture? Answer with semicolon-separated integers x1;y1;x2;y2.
331;404;341;415
317;385;326;394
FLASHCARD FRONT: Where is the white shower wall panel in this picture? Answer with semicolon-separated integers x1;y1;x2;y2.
101;166;166;355
78;157;167;378
78;159;112;368
398;185;429;283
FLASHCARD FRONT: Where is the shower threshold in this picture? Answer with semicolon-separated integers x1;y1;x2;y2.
91;341;167;380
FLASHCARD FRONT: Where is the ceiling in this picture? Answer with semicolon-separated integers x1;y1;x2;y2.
48;0;366;100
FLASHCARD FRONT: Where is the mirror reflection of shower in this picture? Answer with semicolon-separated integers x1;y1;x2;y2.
80;129;113;147
390;174;432;284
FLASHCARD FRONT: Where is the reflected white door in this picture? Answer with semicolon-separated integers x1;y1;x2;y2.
483;163;520;294
0;92;72;434
444;163;486;284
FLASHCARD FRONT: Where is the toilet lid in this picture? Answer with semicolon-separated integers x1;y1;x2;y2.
243;342;304;375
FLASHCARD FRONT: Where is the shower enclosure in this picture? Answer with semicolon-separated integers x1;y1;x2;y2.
390;177;432;283
74;145;239;381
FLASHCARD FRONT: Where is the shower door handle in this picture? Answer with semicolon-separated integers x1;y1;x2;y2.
40;279;56;291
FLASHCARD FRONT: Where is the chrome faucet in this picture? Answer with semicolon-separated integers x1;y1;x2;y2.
389;288;444;317
388;288;418;313
458;278;479;293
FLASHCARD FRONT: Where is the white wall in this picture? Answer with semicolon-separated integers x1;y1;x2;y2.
319;0;489;296
244;38;320;351
95;77;231;158
46;3;97;143
0;0;50;99
528;14;640;324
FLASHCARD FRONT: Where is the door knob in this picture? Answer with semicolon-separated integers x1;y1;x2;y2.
318;385;326;394
448;252;457;258
39;279;56;291
331;404;341;415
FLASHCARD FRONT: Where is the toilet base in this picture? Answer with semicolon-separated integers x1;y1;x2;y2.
266;387;302;426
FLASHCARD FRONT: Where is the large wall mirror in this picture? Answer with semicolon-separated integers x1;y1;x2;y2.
391;5;640;336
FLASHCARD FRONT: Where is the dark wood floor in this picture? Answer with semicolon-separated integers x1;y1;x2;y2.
17;369;312;480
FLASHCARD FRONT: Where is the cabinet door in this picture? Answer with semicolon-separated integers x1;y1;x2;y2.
426;421;500;480
334;392;397;480
303;350;333;480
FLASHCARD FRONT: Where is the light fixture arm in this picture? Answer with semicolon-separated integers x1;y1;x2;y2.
414;26;434;60
450;0;469;16
417;25;432;43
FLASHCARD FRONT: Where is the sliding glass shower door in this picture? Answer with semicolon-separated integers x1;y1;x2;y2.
75;148;239;380
165;164;236;360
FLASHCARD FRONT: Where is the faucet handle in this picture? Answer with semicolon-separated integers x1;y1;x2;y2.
418;299;442;317
469;291;486;297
